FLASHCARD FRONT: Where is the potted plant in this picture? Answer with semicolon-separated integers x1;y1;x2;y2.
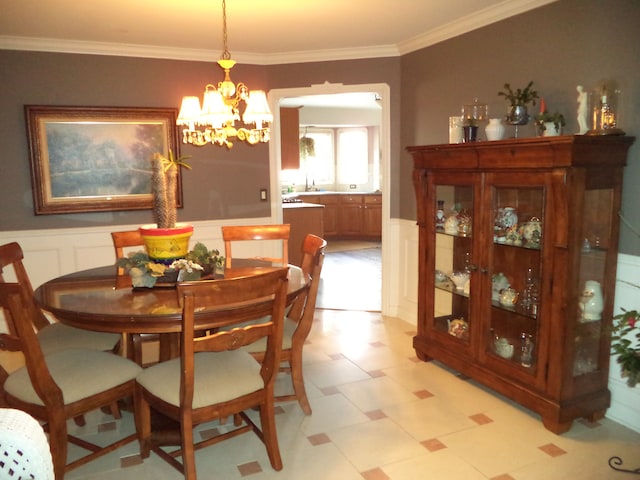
498;81;539;130
184;242;224;278
611;308;640;387
116;251;170;288
139;151;193;263
117;241;224;287
535;110;566;136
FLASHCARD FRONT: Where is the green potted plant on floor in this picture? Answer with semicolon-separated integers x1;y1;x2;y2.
611;308;640;387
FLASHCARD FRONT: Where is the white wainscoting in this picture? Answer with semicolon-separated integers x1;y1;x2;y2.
2;218;637;432
607;253;640;433
0;218;272;289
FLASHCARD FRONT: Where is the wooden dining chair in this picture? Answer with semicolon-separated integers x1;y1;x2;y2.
245;234;326;415
0;282;142;480
111;229;145;269
0;242;121;357
222;224;290;268
111;230;159;366
134;267;289;480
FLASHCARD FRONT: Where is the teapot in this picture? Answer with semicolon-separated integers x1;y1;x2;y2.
494;337;515;359
499;287;519;307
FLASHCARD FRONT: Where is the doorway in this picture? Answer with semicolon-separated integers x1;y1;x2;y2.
268;83;390;313
317;240;381;311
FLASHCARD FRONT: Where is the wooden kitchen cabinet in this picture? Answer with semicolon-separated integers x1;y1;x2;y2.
303;195;339;237
338;194;364;236
304;193;381;239
408;135;634;433
363;194;382;237
283;203;324;267
280;107;300;170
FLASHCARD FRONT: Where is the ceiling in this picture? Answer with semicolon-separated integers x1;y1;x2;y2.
0;0;556;65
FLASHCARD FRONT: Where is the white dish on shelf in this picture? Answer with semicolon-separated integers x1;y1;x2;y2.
449;271;470;290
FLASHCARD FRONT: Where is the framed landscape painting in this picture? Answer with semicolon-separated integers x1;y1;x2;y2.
25;106;181;214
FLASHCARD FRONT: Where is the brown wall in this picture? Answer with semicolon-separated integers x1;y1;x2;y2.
399;0;640;255
0;53;400;229
0;0;638;254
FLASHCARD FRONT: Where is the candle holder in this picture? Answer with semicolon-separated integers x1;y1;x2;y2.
462;98;487;142
587;83;625;135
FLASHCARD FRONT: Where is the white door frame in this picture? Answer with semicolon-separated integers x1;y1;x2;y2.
267;82;391;314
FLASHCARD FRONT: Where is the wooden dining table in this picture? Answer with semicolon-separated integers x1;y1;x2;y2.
33;263;309;360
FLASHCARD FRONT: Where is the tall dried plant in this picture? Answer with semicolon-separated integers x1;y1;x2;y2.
151;151;191;229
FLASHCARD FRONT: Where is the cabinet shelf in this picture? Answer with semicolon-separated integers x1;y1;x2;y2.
493;240;541;251
409;135;634;434
490;302;538;320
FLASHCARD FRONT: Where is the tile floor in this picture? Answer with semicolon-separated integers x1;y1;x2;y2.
66;309;640;480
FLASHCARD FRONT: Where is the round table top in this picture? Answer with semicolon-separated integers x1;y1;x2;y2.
33;264;308;334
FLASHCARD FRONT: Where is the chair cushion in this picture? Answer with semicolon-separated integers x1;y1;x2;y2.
37;323;120;355
136;350;263;409
5;349;142;406
243;317;296;353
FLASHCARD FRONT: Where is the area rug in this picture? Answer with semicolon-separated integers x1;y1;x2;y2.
317;244;381;311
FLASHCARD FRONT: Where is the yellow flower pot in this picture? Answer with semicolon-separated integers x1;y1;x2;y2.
139;223;194;264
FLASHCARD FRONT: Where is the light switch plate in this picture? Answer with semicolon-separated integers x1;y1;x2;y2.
260;188;268;201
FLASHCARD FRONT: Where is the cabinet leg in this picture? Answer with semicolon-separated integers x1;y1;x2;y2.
542;417;572;434
585;409;606;423
415;350;433;362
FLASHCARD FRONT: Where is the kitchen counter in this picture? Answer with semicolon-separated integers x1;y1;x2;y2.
282;203;324;266
282;202;325;209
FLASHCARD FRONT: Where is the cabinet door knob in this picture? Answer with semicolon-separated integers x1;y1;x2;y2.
480;267;489;274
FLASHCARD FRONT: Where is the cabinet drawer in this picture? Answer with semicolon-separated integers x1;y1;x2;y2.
477;143;556;168
364;195;381;205
319;194;341;204
411;146;478;169
341;195;364;204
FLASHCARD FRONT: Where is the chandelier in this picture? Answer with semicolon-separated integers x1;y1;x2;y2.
176;0;272;148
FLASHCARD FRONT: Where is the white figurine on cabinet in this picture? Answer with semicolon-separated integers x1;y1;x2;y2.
577;85;589;134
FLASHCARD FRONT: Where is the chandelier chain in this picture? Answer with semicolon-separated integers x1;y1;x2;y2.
221;0;230;60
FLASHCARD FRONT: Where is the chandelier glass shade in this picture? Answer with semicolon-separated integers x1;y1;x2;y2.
176;0;272;148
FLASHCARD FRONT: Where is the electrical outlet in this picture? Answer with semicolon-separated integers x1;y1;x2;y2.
350;184;357;189
260;188;268;201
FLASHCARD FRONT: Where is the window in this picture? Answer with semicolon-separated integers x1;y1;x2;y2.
303;129;334;186
281;127;371;191
337;128;368;185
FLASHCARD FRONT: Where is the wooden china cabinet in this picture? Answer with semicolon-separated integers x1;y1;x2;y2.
408;135;634;433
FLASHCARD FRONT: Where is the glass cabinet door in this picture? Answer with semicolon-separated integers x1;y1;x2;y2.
433;183;475;345
487;184;545;373
574;187;615;377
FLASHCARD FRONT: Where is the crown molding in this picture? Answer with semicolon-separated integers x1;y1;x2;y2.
398;0;558;55
0;35;399;65
0;0;557;64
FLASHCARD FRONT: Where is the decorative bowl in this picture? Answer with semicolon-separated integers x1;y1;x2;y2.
435;270;448;284
449;271;470;290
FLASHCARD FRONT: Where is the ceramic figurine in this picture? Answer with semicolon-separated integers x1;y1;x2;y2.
444;210;459;235
523;217;542;248
579;280;604;322
577;85;589;134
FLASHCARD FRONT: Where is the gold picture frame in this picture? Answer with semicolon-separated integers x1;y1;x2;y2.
25;105;181;215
